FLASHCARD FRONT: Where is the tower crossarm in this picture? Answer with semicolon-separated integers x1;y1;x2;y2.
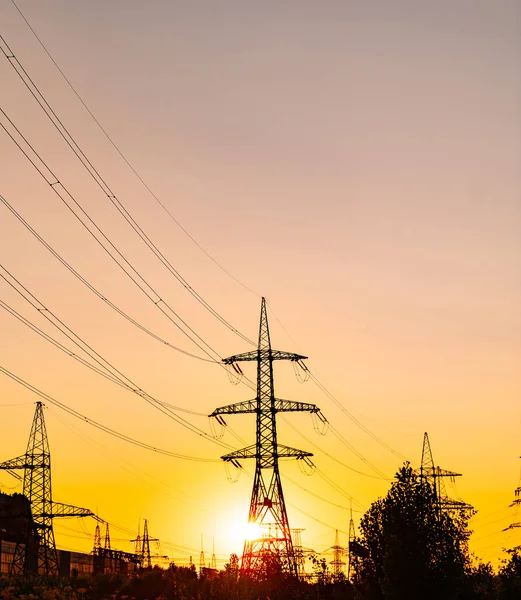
49;502;94;519
0;455;27;481
0;455;28;471
221;444;312;463
223;350;307;364
417;467;462;479
437;498;473;511
210;399;257;416
273;399;320;413
210;398;320;417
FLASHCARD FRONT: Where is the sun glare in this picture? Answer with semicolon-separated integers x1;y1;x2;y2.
243;522;263;541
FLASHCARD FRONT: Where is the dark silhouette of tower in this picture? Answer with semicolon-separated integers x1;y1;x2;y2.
347;504;355;580
329;530;346;581
0;402;93;575
199;534;205;574
502;473;521;540
419;432;472;516
211;537;217;570
93;523;101;552
210;298;323;577
104;523;111;550
292;528;305;577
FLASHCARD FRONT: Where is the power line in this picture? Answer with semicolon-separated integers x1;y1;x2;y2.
0;31;255;346
0;193;216;363
0;296;207;416
0;107;222;363
266;300;409;464
0;263;232;449
0;365;219;462
281;416;389;481
8;0;260;299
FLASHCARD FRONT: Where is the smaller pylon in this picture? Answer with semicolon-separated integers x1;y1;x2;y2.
199;534;205;574
211;538;217;570
348;504;355;580
329;530;346;581
292;529;305;577
142;520;154;568
93;523;101;553
502;464;521;542
104;523;111;550
419;432;473;515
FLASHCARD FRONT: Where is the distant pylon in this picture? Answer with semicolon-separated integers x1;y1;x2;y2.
104;523;111;550
0;401;94;575
93;523;101;552
211;537;217;570
292;528;305;577
199;534;205;574
210;298;325;578
329;530;346;581
502;463;521;541
419;432;472;516
347;504;355;580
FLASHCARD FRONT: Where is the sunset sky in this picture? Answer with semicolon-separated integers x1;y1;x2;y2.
1;0;520;569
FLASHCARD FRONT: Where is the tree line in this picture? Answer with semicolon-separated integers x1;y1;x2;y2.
1;464;520;599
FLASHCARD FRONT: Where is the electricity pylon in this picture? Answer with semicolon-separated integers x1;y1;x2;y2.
292;528;305;577
210;297;323;578
347;505;355;580
211;537;217;569
0;401;94;576
502;468;521;541
419;432;472;515
104;523;111;550
199;534;205;574
93;523;102;552
131;519;159;568
328;530;346;581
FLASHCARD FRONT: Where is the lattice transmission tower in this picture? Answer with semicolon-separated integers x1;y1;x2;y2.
328;530;346;581
0;402;94;575
210;298;323;578
419;432;472;516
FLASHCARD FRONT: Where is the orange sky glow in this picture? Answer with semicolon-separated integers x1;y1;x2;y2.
1;0;520;571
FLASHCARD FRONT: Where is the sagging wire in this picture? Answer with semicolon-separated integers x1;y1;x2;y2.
293;359;310;383
209;415;226;440
297;455;316;477
311;411;329;436
224;460;242;484
226;361;244;386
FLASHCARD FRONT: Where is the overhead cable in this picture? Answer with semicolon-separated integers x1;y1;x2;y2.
0;264;232;450
0;32;255;346
0;107;222;363
8;0;260;299
0;365;219;463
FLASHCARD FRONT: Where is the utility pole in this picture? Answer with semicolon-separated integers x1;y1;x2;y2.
0;402;94;576
210;298;324;578
419;432;472;516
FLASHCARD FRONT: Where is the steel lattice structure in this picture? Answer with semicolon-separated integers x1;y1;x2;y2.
210;298;323;578
419;432;473;515
0;402;94;576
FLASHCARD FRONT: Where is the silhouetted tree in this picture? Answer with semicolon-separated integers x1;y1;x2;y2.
498;548;521;600
352;463;473;600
